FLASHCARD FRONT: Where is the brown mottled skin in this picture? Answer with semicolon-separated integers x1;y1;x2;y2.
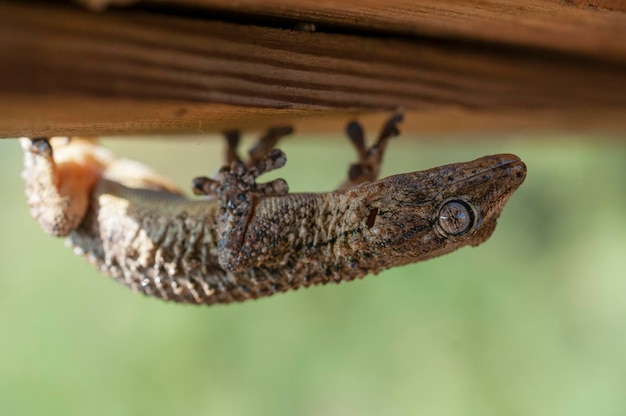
21;115;526;305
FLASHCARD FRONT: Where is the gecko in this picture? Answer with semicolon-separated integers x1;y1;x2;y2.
20;113;526;306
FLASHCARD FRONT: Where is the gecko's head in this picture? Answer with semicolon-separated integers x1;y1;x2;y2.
350;154;526;266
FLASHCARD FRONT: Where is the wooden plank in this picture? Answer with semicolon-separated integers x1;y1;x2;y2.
1;1;626;137
84;0;626;62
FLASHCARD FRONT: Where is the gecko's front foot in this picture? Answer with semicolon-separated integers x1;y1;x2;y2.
339;111;404;189
192;125;292;199
192;127;292;271
192;148;289;200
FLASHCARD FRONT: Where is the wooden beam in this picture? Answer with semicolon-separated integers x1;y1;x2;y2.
1;1;625;137
131;0;626;61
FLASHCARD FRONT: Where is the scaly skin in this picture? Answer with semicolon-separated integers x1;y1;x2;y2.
21;116;526;305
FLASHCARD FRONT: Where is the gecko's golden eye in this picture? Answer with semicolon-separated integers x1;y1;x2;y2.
438;199;475;236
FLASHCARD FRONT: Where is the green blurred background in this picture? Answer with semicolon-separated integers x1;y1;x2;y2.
1;132;625;416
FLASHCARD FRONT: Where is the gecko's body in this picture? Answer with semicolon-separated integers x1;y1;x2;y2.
21;116;526;305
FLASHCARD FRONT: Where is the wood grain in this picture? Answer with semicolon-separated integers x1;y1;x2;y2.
1;1;625;137
139;0;626;61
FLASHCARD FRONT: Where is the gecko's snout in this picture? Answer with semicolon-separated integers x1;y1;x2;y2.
474;153;527;192
492;153;526;183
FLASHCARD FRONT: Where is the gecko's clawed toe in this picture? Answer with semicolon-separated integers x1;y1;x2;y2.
223;130;242;165
248;148;286;178
191;176;220;196
248;125;293;164
346;121;366;155
378;111;404;142
255;178;289;196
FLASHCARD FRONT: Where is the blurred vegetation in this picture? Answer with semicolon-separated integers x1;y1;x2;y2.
0;132;625;416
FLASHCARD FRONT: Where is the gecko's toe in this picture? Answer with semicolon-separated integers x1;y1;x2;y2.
191;176;220;196
255;177;289;196
247;125;293;164
380;111;404;140
245;148;286;179
20;137;53;158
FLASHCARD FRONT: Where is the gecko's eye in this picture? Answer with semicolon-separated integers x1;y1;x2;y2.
438;199;475;236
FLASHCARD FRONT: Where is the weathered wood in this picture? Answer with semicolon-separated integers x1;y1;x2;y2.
1;1;625;137
133;0;626;61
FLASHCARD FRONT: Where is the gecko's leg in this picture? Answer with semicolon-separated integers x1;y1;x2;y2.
338;111;404;190
192;131;290;272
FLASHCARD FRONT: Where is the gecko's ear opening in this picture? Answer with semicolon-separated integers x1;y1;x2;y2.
469;219;498;247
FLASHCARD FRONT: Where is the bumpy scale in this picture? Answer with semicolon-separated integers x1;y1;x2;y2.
21;114;527;305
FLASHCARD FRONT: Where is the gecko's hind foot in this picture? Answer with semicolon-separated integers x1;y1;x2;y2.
21;138;53;158
339;111;404;189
